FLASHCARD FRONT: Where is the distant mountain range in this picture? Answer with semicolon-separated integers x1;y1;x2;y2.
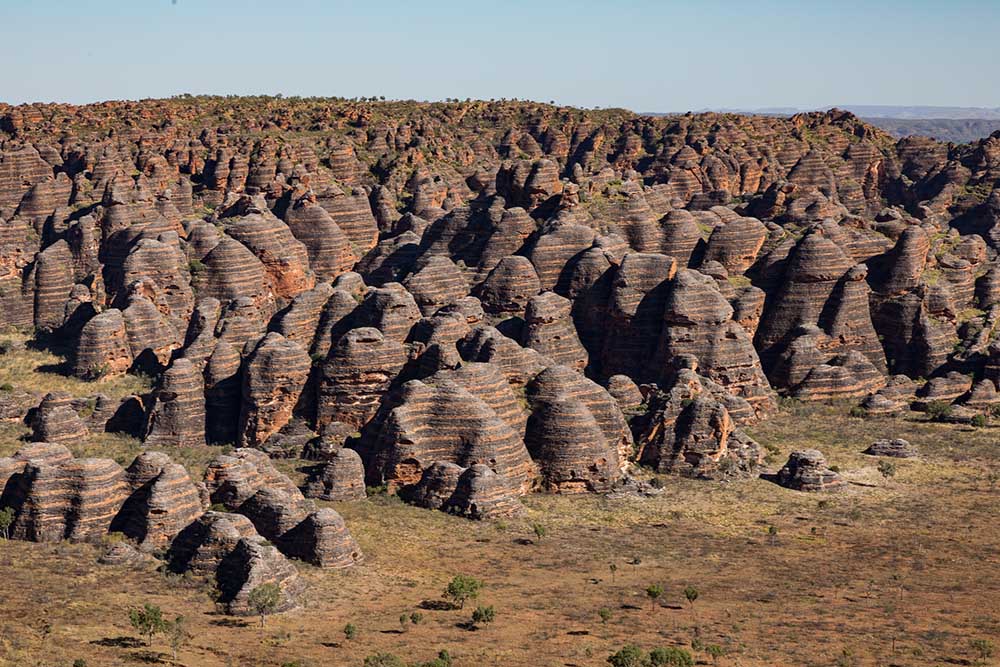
647;106;1000;143
694;105;1000;120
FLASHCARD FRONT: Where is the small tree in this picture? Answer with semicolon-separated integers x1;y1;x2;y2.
166;616;192;663
247;583;280;628
409;612;423;625
531;522;547;542
705;645;725;665
399;613;409;633
877;460;897;480
363;653;405;667
646;584;664;611
129;603;167;647
925;401;952;422
971;639;994;664
650;647;694;667
0;506;13;539
609;562;618;583
443;575;483;609
598;607;612;624
343;623;357;640
471;605;495;629
683;586;699;608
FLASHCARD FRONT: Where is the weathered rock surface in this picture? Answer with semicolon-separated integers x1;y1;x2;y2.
776;449;845;492
864;438;918;458
302;448;366;501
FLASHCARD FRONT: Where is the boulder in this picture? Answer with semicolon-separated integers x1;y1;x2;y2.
776;449;845;492
864;438;918;458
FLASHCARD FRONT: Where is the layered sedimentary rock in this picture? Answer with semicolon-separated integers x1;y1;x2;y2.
144;358;206;447
277;508;364;568
113;452;207;550
9;457;128;542
440;464;523;520
73;308;132;379
635;365;763;478
601;252;676;381
31;392;88;444
657;269;774;415
203;448;300;509
167;511;260;575
317;327;407;430
864;438;918;458
223;210;313;299
475;255;541;317
283;196;357;279
776;449;845;492
238;333;311;448
366;377;537;493
302;448;367;501
6;99;1000;526
521;292;588;371
216;536;307;615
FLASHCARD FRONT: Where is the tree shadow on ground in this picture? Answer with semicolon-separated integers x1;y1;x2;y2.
90;636;144;648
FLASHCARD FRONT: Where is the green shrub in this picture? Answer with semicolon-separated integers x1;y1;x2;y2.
0;506;14;539
925;401;952;421
971;414;987;428
877;460;897;479
650;647;693;667
607;645;649;667
971;638;994;663
471;605;495;629
343;623;357;640
363;653;405;667
531;522;547;541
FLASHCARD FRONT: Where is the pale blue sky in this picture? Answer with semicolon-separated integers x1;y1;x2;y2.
2;0;998;111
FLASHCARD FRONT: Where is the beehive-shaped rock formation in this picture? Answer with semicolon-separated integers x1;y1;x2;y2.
144;358;206;448
239;333;311;448
112;452;207;550
215;536;306;616
9;457;128;542
317;327;407;430
776;449;845;492
167;511;259;575
277;508;364;568
31;392;88;444
302;448;367;501
440;464;524;520
367;378;537;493
521;292;589;371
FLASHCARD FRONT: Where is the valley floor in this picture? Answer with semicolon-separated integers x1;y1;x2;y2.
0;340;998;667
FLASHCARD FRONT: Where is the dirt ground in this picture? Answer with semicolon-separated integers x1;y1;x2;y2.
0;337;998;667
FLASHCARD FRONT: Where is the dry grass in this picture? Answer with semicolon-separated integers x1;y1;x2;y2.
0;332;151;399
1;334;998;666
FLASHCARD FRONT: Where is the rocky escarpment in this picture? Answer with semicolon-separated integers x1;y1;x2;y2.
0;98;996;537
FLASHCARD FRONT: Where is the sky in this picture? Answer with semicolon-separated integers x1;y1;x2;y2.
2;0;999;111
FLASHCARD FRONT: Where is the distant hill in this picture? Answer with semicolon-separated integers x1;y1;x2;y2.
860;117;1000;143
649;105;1000;143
